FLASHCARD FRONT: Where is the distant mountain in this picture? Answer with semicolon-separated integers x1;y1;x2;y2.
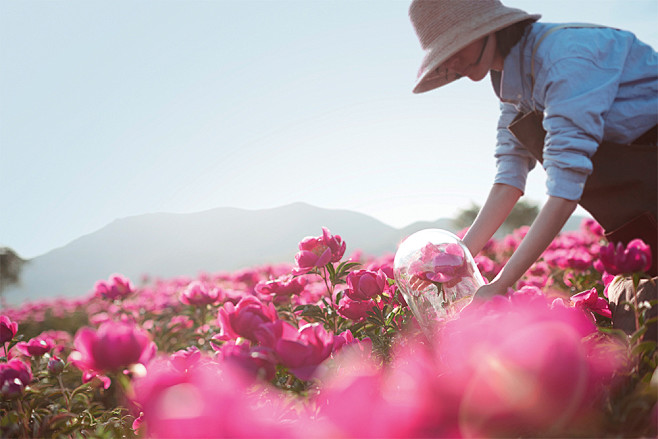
1;203;585;306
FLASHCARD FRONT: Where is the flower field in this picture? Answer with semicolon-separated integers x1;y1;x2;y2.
1;220;656;438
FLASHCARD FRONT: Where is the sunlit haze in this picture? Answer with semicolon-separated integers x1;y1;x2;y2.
2;0;656;258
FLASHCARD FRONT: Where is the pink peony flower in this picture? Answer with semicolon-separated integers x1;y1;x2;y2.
15;333;55;357
293;227;346;274
271;321;334;380
70;321;156;373
337;294;378;322
571;288;612;319
345;269;388;301
255;274;307;304
598;239;652;275
0;358;32;397
213;340;277;381
180;281;222;306
438;291;621;437
0;315;18;344
94;274;135;301
132;356;292;438
216;295;278;342
409;242;467;286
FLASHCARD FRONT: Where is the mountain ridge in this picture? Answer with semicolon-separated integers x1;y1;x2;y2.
2;203;584;306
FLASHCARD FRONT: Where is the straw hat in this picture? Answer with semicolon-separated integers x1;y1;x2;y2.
409;0;540;93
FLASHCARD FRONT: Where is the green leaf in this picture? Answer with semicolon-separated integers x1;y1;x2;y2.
631;326;648;344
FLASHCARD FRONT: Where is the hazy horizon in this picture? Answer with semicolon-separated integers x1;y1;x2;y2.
2;0;656;259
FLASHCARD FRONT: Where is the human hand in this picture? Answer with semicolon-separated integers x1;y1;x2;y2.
473;281;509;301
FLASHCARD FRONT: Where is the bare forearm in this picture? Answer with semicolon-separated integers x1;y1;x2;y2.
462;183;523;256
493;196;578;289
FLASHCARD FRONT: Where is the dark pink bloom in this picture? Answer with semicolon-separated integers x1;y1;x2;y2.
70;321;156;373
293;227;346;274
322;227;347;262
94;274;135;301
273;322;334;380
15;333;55;357
409;242;467;285
599;239;653;275
571;288;612;319
47;355;66;375
0;358;32;397
337;295;378;321
216;296;278;342
180;281;222;306
345;269;388;301
0;315;18;344
581;218;605;239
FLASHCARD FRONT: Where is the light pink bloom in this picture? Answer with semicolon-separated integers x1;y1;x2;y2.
438;291;620;437
216;296;278;342
133;356;292;438
571;288;612;319
94;274;135;301
255;274;307;304
180;281;222;306
345;269;388;301
599;239;653;275
409;242;467;286
70;321;156;373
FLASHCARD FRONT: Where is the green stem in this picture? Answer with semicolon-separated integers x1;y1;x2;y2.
632;273;641;335
57;375;72;412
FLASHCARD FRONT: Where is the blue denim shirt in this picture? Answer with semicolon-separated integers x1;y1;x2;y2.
493;22;658;200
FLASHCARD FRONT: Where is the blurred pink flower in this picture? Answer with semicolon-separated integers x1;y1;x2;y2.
70;321;156;373
409;242;466;286
255;274;307;304
213;339;277;381
571;288;612;319
133;356;292;438
15;333;55;357
598;239;652;275
332;329;372;357
94;274;135;301
216;296;278;342
581;218;605;239
0;358;32;397
180;281;222;306
0;315;18;344
438;291;620;437
345;269;388;301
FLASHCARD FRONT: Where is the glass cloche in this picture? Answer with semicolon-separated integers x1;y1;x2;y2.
394;229;485;335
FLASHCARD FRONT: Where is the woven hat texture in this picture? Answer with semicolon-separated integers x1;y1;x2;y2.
409;0;540;93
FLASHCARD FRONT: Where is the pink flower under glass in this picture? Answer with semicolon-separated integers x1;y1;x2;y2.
394;229;484;333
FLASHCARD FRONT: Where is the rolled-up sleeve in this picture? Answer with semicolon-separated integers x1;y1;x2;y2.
537;56;622;200
494;101;537;193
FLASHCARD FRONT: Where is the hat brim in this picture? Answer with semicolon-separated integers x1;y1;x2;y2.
413;10;540;94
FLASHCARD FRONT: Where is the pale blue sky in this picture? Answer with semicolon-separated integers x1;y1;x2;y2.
1;0;657;259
